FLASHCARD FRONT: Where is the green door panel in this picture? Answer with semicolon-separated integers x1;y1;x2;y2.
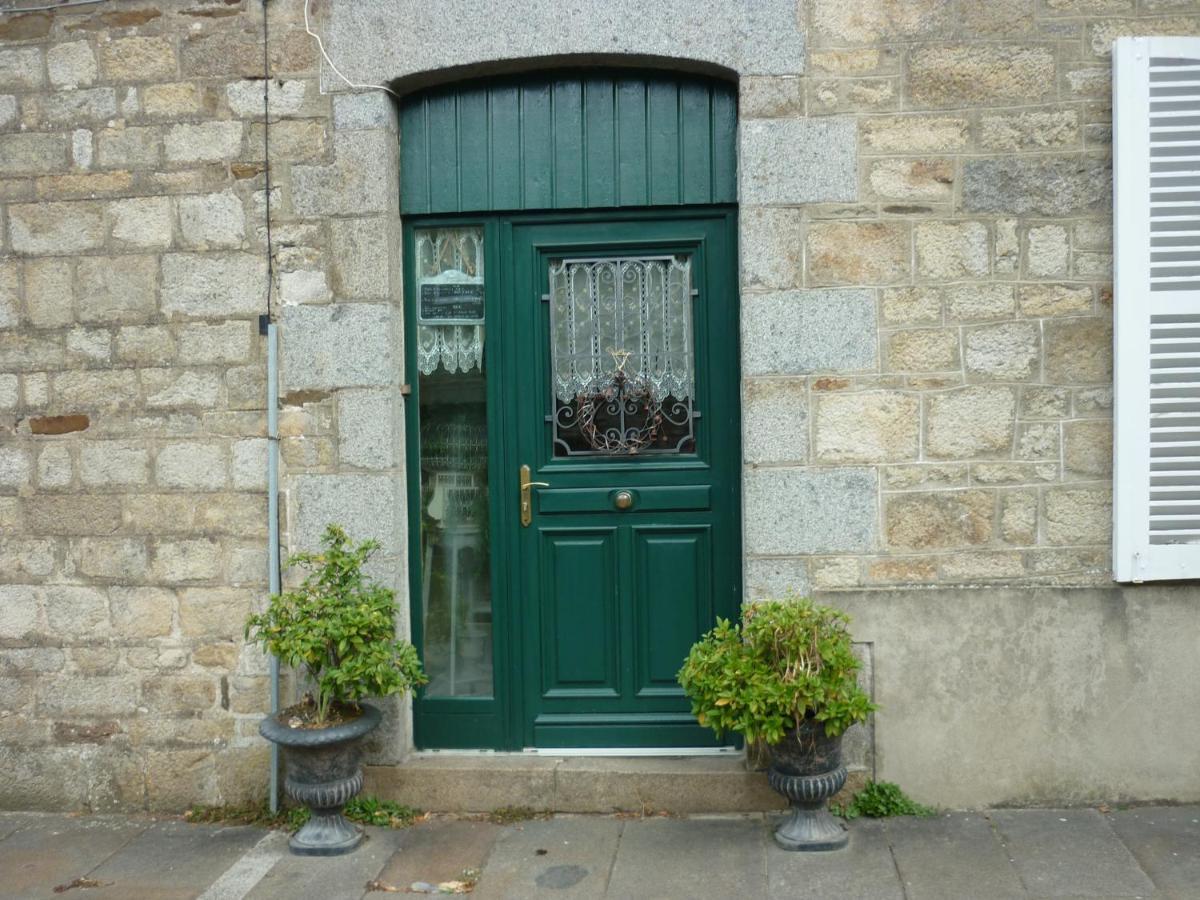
633;526;713;697
539;528;621;698
399;73;737;215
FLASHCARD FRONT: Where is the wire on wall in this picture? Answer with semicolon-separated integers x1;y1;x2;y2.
303;0;399;99
261;0;274;322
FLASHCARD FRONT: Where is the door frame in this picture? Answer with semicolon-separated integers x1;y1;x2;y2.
404;206;741;750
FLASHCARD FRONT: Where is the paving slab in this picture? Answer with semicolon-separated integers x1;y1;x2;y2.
1107;806;1200;900
197;831;289;900
0;813;40;844
886;812;1025;900
244;826;405;900
0;814;149;899
767;816;904;900
372;818;502;892
992;809;1158;898
472;815;622;900
81;821;266;900
607;816;767;899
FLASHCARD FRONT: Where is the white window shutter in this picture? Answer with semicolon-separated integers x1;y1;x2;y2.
1114;36;1200;581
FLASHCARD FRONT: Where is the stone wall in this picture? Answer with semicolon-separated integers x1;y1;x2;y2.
0;0;405;810
743;0;1200;597
3;0;1200;812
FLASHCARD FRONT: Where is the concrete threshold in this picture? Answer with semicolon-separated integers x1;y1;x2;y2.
364;753;793;814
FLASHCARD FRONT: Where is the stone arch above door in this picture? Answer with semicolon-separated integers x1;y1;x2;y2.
322;0;804;91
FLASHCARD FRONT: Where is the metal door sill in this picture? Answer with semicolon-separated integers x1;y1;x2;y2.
530;746;738;757
410;747;739;758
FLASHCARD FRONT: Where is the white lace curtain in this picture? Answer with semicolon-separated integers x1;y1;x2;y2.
548;256;694;402
416;228;485;375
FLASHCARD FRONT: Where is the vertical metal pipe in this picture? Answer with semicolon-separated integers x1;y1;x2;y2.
266;322;281;813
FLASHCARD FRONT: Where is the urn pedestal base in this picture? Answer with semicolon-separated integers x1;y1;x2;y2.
260;703;381;857
768;765;849;852
289;806;365;856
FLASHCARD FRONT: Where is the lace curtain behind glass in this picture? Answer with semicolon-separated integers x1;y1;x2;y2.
416;229;485;375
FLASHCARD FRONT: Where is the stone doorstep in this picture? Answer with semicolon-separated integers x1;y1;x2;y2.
364;754;797;815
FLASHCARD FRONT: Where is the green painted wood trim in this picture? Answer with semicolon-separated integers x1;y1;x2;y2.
400;72;737;215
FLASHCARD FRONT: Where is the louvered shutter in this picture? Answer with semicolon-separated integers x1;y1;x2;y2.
1114;36;1200;581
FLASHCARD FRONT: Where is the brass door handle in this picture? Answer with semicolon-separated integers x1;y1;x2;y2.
520;465;550;527
614;490;634;510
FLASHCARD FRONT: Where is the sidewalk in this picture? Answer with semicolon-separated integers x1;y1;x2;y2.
1;806;1196;900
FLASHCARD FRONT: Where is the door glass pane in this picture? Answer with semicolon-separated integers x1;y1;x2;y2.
548;255;696;456
415;227;492;697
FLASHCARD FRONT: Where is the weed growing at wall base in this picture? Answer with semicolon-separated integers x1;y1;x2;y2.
832;781;936;819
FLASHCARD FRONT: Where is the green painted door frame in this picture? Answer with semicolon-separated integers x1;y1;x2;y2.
405;207;741;750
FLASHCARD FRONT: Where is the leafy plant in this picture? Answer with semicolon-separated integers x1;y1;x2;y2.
832;781;935;819
344;795;423;828
185;795;424;832
677;598;875;745
484;806;552;825
245;524;427;725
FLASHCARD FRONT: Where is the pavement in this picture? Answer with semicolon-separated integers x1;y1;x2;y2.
0;806;1197;900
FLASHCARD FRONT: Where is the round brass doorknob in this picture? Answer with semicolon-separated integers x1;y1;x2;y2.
614;490;634;511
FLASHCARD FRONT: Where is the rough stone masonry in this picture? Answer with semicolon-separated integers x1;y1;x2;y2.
1;0;1199;811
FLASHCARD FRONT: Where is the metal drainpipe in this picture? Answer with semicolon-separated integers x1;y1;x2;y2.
266;321;281;813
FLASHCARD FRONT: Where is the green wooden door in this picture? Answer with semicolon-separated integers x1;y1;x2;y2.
505;210;740;748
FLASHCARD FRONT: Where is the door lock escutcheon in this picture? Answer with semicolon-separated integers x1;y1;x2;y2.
520;464;550;527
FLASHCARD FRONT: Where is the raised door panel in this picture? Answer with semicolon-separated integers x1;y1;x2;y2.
538;528;620;699
632;526;712;698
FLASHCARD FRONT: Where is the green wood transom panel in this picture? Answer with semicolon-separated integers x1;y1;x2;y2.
400;72;737;215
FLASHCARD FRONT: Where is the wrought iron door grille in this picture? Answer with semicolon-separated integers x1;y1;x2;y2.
547;255;697;456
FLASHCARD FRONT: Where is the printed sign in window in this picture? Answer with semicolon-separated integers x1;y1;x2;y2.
419;282;485;325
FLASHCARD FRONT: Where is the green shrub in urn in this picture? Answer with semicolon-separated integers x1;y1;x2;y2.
679;598;876;851
245;524;427;726
678;598;874;745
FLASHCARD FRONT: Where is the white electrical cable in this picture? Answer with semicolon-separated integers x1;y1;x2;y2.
303;0;400;99
0;0;107;14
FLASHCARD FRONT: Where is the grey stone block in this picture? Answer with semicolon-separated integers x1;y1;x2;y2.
962;155;1111;216
745;556;811;599
333;91;396;131
281;303;396;390
740;117;857;204
740;206;804;291
742;289;877;376
744;467;878;554
991;809;1156;898
743;0;807;75
338;388;396;469
292;131;393;217
330;217;391;300
292;473;400;556
160;254;267;319
743;378;808;464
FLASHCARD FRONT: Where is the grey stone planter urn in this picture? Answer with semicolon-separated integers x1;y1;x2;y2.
259;702;381;856
767;719;849;851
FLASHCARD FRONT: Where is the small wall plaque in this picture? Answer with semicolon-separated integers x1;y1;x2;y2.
419;282;485;325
